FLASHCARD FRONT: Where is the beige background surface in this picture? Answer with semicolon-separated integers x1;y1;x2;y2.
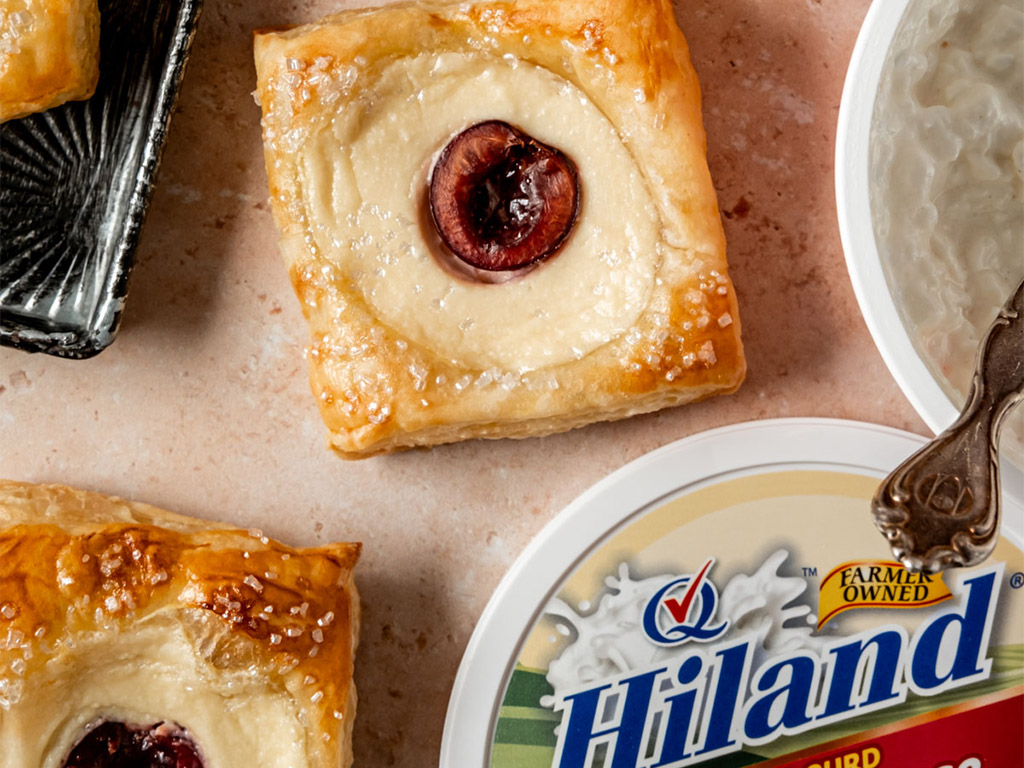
0;0;932;763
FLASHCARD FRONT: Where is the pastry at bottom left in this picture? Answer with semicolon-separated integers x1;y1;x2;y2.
0;480;360;768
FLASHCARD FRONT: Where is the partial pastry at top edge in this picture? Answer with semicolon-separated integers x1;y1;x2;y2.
0;0;101;122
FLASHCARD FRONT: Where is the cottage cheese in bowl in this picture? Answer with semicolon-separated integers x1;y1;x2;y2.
869;0;1023;461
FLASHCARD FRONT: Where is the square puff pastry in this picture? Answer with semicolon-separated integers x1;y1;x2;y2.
254;0;745;458
0;0;100;122
0;481;360;768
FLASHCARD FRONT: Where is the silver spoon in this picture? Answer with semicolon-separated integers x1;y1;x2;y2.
872;278;1023;573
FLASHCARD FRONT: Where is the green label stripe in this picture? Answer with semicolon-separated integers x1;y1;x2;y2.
490;743;556;768
489;743;764;768
495;667;559;748
501;665;555;707
995;644;1024;670
494;716;560;748
500;706;561;722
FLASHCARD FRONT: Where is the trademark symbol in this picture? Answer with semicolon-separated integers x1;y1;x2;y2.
802;566;818;577
1010;572;1024;589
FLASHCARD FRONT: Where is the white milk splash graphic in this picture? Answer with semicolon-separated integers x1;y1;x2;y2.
541;550;827;705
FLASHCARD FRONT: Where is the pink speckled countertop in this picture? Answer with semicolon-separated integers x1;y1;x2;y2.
0;0;929;763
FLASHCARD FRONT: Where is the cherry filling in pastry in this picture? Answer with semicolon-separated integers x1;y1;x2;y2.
429;120;580;271
62;721;204;768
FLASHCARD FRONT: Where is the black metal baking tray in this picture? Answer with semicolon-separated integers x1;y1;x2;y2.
0;0;202;359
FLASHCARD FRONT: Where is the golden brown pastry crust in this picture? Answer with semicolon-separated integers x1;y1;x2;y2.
0;480;360;768
254;0;745;458
0;0;100;122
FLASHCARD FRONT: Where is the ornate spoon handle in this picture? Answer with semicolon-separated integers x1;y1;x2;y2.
872;278;1024;573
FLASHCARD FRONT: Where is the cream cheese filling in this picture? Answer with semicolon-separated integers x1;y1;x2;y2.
6;615;309;768
299;52;661;371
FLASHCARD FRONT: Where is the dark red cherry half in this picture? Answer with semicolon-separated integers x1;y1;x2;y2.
429;120;580;271
63;721;204;768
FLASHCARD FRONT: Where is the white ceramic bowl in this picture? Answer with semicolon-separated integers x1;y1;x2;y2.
835;0;1022;500
836;0;951;434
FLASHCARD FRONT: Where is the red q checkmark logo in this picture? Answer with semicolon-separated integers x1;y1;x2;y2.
642;557;729;646
661;558;715;624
